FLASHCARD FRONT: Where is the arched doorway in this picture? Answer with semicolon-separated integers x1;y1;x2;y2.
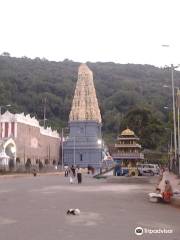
0;138;16;170
4;138;16;166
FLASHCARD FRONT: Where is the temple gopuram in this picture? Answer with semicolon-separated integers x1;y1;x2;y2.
63;63;103;169
112;128;144;168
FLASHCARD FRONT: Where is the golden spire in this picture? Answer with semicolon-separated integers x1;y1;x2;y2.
121;128;135;136
69;63;102;123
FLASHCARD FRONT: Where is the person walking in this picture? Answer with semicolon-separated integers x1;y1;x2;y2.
64;165;69;177
77;167;82;184
71;165;76;177
69;168;74;184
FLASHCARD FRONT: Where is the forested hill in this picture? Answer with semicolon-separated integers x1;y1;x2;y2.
0;54;180;149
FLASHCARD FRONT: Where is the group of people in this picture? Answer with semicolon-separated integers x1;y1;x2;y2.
64;165;82;184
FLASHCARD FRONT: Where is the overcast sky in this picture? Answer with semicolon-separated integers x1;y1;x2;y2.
1;0;180;66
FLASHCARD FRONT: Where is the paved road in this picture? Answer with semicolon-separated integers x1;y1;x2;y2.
0;174;179;240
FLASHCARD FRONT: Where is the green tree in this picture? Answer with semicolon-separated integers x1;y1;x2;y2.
120;108;165;149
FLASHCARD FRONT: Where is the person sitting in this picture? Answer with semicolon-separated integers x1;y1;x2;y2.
162;180;173;203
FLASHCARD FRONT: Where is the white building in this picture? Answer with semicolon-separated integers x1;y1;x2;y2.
0;111;60;169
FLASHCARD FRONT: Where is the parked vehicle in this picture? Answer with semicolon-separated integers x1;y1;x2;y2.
137;164;160;176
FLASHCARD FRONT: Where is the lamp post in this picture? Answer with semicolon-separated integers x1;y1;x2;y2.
161;45;180;173
163;81;180;173
164;126;173;171
164;65;178;164
61;127;76;169
97;139;102;173
73;136;75;166
61;128;64;170
171;64;178;164
177;89;180;175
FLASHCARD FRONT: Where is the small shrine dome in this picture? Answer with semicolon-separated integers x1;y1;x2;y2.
121;128;135;136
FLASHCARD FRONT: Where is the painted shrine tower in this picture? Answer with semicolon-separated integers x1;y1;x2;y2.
63;64;102;168
69;64;101;123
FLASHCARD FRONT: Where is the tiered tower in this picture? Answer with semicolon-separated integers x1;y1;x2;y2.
63;64;102;168
112;128;144;166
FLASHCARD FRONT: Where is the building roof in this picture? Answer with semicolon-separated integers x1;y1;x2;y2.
0;111;60;138
121;128;135;136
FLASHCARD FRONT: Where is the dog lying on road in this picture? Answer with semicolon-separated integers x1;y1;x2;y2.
66;209;80;215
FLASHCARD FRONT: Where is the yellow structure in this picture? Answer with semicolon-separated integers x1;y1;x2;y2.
69;63;101;123
112;128;144;175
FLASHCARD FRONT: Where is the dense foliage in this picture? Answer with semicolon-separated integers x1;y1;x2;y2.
0;53;179;150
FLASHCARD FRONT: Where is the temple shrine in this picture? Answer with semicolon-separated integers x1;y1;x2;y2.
63;64;103;168
112;128;144;168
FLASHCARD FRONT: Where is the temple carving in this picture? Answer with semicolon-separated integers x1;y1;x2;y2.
69;64;101;123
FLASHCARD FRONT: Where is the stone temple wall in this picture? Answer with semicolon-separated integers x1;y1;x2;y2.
0;111;60;166
15;122;60;165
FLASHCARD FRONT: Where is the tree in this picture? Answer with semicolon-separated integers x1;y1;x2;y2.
120;108;165;149
0;55;176;151
1;52;10;57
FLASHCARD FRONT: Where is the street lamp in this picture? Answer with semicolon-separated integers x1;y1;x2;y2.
73;136;75;166
61;128;68;170
61;128;76;169
171;64;177;164
163;65;178;161
162;45;180;174
163;81;180;173
177;89;180;175
97;139;103;173
61;128;64;170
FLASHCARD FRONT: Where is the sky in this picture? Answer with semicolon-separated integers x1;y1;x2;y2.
1;0;180;66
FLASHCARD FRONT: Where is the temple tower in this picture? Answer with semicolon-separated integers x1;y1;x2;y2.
63;63;102;168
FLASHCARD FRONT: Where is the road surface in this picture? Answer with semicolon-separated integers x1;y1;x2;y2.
0;174;179;240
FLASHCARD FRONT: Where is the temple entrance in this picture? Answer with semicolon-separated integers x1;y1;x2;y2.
0;138;17;170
